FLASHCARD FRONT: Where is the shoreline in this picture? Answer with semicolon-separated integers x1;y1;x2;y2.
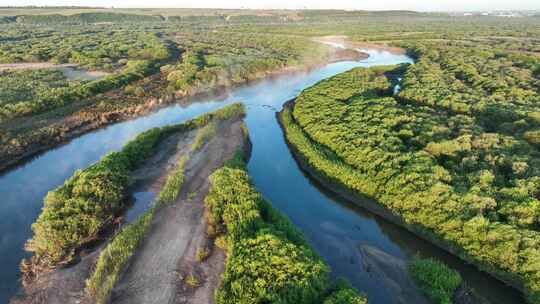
313;35;408;55
0;51;368;175
277;99;526;299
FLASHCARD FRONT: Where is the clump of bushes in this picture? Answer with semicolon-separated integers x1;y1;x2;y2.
524;130;540;145
324;281;368;304
205;158;366;303
408;258;462;304
25;103;245;270
282;64;540;302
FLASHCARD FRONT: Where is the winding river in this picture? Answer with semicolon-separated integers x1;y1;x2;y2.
0;49;525;303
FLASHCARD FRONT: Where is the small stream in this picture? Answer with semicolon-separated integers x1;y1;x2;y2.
0;50;524;303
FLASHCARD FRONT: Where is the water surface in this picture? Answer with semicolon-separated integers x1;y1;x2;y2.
0;50;523;303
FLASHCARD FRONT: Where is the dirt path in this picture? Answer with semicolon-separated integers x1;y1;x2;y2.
111;118;247;304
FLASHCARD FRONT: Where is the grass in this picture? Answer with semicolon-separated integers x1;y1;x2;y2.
408;258;462;304
156;156;187;207
85;211;153;304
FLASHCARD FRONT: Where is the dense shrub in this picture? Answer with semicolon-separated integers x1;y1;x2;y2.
206;162;367;303
281;66;540;302
408;258;462;304
324;287;368;304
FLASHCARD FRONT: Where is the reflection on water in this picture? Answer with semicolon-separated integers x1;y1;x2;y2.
0;50;523;303
124;192;156;223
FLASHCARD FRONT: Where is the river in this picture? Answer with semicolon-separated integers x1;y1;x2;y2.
0;49;524;303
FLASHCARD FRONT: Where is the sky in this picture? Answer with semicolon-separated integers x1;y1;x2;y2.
3;0;540;12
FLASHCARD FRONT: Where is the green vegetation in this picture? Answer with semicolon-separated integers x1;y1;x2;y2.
324;283;368;304
185;273;201;287
205;158;366;303
195;247;210;262
85;152;188;304
25;103;245;269
408;258;462;304
281;65;540;302
0;32;171;121
85;210;153;304
0;69;71;106
0;27;169;69
157;156;187;204
83;103;245;303
163;31;328;94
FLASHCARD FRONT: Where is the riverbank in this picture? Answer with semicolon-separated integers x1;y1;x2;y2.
277;99;527;302
11;107;250;304
0;45;368;174
313;35;408;55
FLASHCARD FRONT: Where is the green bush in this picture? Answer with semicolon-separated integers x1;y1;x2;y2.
281;65;540;302
206;164;331;304
324;287;368;304
524;130;540;145
26;103;245;268
408;258;462;304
